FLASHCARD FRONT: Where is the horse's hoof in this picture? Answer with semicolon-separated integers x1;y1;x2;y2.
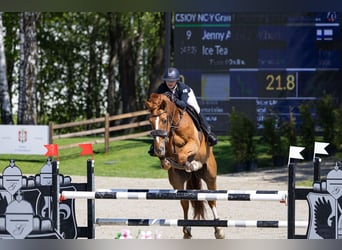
183;226;192;239
214;228;225;239
160;159;171;170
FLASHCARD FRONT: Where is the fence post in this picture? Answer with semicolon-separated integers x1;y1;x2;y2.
87;159;95;238
287;163;295;239
49;121;54;144
313;157;321;183
105;113;109;153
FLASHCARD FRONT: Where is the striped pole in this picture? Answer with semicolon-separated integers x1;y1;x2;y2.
60;189;287;202
95;218;308;228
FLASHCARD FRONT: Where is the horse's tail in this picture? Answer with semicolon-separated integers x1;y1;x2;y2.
187;172;206;220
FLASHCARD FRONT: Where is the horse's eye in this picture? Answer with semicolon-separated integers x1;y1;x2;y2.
162;118;167;125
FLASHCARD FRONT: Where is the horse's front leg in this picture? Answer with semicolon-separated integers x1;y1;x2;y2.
177;142;202;172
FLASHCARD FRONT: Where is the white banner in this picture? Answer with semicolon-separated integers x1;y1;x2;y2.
0;125;49;155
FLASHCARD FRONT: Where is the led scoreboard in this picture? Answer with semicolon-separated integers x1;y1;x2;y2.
174;12;342;133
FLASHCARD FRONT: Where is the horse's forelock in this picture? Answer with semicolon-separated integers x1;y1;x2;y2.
148;93;171;110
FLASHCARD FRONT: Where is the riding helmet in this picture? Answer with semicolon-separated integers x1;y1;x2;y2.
162;67;180;82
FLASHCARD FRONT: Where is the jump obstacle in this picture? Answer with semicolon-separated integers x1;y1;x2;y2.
57;158;323;239
60;189;288;202
95;218;308;228
0;156;331;239
61;156;338;239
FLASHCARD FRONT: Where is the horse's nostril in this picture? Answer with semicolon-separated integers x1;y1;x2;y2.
156;147;165;155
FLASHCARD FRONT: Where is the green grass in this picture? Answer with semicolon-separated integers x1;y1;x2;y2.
297;180;313;187
0;135;274;178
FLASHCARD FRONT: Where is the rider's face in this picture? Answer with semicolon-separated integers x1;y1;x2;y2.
166;81;177;90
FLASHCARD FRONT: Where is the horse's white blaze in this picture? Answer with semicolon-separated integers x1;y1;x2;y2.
155;116;160;143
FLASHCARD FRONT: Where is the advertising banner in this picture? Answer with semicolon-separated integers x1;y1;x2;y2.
0;125;49;155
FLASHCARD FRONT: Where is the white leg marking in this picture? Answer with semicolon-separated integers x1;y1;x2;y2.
211;206;219;220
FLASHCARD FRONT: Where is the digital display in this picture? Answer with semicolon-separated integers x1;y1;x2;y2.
174;12;342;132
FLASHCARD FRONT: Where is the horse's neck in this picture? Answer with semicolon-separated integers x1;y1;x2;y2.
168;105;198;136
168;104;184;126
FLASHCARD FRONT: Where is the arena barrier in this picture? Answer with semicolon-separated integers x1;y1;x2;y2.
60;189;288;202
0;154;326;239
96;218;308;228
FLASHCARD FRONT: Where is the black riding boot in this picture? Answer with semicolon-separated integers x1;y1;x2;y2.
199;113;218;146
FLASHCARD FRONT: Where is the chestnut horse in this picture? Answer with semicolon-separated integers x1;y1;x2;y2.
145;93;224;239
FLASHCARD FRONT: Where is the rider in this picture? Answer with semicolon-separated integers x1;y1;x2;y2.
148;67;218;156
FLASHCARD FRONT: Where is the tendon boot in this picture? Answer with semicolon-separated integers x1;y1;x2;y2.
148;144;157;156
199;113;218;146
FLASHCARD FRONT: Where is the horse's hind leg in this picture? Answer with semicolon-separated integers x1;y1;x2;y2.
181;200;192;239
203;161;225;239
168;169;192;239
207;199;225;239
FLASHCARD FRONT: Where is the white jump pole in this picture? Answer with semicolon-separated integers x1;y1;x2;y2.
95;218;308;228
60;189;287;203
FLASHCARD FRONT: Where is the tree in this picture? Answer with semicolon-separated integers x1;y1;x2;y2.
0;13;13;124
18;12;39;124
107;12;120;116
316;94;336;143
299;102;315;159
1;12;166;125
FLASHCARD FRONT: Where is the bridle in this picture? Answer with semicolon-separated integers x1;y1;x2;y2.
149;110;168;138
149;100;186;155
149;105;185;139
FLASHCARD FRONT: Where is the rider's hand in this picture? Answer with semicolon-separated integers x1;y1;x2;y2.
164;91;173;100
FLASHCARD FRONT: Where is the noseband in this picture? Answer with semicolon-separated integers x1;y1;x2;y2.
150;129;168;138
149;110;168;138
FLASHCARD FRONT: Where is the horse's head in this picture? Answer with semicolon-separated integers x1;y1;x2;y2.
145;93;173;157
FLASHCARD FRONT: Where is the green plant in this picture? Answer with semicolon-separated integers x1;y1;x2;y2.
229;108;256;170
299;102;315;159
333;103;342;154
262;115;287;166
281;107;297;148
316;94;336;151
